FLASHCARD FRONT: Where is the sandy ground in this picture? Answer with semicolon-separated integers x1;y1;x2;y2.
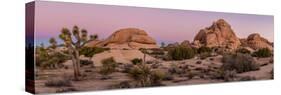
35;52;273;94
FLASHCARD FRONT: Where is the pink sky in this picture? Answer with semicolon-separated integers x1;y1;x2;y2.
34;1;274;46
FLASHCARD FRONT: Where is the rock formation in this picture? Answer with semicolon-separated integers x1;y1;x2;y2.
243;33;273;50
180;40;192;48
193;19;241;50
87;28;158;49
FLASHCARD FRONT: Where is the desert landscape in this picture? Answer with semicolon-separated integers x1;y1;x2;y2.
34;19;274;93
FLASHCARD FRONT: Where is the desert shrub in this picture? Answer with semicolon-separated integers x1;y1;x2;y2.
128;64;152;87
45;78;72;87
56;88;77;93
99;57;117;79
163;73;174;81
168;46;195;60
236;48;251;54
197;46;212;54
150;70;166;86
210;69;237;82
79;47;108;57
151;63;162;69
186;71;195;79
168;64;182;74
199;52;211;60
121;64;134;73
131;58;143;65
127;64;165;87
112;81;132;89
149;50;165;55
252;48;272;58
239;76;256;81
80;59;93;66
37;48;70;69
222;53;260;73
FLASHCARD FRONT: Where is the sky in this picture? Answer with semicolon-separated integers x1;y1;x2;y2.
34;1;274;46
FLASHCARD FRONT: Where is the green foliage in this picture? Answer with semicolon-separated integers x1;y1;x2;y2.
80;60;93;66
168;46;195;60
131;58;143;65
197;46;212;54
236;48;251;54
79;47;108;57
99;57;117;79
252;48;272;58
128;64;165;87
36;45;70;69
150;70;166;86
222;53;260;73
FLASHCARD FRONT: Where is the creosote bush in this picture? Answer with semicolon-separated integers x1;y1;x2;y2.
128;64;166;87
168;46;195;60
99;57;117;79
131;58;143;65
252;48;272;58
222;53;260;73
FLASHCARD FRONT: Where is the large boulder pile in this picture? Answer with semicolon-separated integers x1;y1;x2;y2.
193;19;241;50
87;28;158;49
242;33;273;50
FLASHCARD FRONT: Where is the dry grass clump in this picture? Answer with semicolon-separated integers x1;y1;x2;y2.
45;77;72;87
99;57;117;80
221;53;260;73
128;64;166;87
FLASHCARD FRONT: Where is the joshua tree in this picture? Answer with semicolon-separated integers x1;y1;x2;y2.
49;25;98;80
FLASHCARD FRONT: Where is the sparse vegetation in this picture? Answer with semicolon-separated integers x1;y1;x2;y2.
112;81;132;89
239;76;256;81
168;46;195;60
45;78;72;87
199;52;211;60
128;64;165;87
79;47;109;57
131;58;143;65
236;48;251;54
252;48;272;58
197;46;212;54
99;57;117;79
80;59;93;67
47;25;99;80
210;69;237;82
222;53;260;73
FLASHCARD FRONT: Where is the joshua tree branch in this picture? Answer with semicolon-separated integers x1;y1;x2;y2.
80;39;95;47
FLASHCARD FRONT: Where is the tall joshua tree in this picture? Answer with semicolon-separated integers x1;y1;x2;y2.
49;25;98;80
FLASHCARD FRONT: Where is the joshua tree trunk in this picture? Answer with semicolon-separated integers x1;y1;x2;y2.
74;50;81;76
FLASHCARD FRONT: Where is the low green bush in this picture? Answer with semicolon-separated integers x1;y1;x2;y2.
168;46;195;60
252;48;272;58
79;47;108;57
131;58;143;65
222;53;260;73
99;57;117;79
